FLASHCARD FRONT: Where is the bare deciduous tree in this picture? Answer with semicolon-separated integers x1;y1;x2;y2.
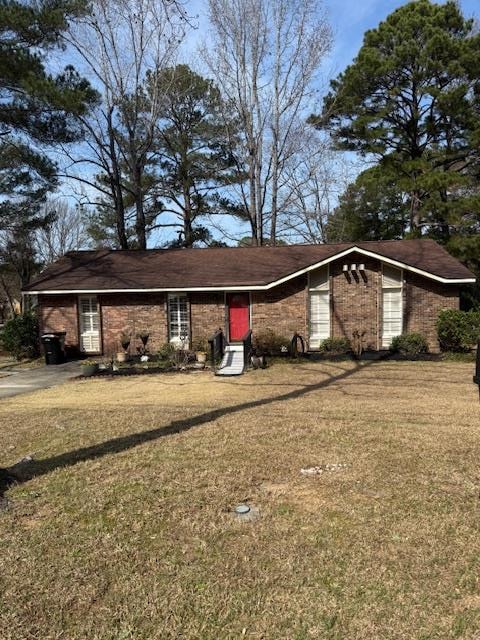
61;0;188;249
277;135;358;244
203;0;332;244
35;199;89;265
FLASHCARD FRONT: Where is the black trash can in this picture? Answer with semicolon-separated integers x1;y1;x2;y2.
41;332;66;365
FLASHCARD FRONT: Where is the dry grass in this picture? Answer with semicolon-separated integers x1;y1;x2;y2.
0;356;44;371
0;360;479;640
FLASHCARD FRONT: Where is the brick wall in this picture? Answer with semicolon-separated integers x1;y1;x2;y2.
100;293;167;356
330;255;381;350
404;273;459;352
251;276;308;340
39;294;79;354
36;263;462;356
190;292;225;347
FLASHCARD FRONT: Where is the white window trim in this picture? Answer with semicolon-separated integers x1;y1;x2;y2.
78;295;101;353
168;293;190;347
381;265;403;348
308;266;330;348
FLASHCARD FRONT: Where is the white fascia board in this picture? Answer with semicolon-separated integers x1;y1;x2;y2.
22;245;476;295
265;246;475;286
25;285;260;294
345;247;476;284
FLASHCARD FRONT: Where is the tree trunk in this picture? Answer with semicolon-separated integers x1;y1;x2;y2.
107;109;129;250
409;189;422;236
134;163;147;250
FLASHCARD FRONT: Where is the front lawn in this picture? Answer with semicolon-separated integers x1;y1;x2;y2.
0;361;479;639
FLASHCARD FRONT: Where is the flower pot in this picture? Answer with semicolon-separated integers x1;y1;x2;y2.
116;352;128;363
81;363;98;377
196;351;207;364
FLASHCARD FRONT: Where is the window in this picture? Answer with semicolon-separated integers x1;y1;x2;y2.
382;265;403;347
309;266;330;348
79;296;100;352
168;294;189;346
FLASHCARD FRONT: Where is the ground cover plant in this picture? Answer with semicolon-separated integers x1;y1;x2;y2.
0;361;479;639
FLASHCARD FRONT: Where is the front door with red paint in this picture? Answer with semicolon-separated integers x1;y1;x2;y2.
227;293;250;341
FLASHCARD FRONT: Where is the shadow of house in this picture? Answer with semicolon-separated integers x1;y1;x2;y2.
0;359;380;504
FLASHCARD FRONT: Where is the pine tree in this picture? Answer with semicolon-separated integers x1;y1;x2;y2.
152;65;239;247
0;0;96;286
313;0;480;240
326;167;409;243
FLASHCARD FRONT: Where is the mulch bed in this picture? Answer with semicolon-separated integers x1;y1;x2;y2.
307;351;443;362
78;365;210;379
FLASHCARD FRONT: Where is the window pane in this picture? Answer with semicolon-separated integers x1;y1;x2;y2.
168;295;189;345
383;265;402;288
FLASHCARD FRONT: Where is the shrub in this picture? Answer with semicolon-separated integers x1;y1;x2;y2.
1;312;40;360
390;333;428;358
191;336;209;352
158;342;176;360
318;337;351;355
253;328;289;355
436;309;480;352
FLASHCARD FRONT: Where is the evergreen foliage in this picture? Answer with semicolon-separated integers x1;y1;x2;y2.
390;333;429;357
1;311;39;360
326;166;408;242
437;309;480;352
315;0;480;245
0;0;96;284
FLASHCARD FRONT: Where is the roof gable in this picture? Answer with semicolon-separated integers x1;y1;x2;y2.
24;239;476;293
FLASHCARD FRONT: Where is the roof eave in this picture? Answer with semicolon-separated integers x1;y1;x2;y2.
22;245;476;294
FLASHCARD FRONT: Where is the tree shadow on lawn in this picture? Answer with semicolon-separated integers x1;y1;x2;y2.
0;358;382;505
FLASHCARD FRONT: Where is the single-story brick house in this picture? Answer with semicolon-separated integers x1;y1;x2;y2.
23;239;475;355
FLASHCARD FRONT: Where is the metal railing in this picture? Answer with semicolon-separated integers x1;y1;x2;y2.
208;328;225;373
241;329;252;370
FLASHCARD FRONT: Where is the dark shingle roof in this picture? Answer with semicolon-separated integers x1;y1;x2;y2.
24;239;475;292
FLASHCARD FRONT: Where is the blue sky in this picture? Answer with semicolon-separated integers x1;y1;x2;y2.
184;0;479;82
176;0;480;245
324;0;479;79
60;0;480;246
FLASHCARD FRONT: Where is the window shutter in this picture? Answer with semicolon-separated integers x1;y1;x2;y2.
309;267;330;348
168;294;189;346
79;296;100;353
382;265;403;347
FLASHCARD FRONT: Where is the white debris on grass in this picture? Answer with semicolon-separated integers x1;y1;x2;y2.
300;463;348;476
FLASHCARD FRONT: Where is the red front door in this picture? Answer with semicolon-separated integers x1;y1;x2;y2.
227;293;250;341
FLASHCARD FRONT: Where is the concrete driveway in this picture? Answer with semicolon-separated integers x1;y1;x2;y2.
0;361;82;400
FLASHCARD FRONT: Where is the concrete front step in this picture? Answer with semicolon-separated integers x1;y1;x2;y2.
216;345;245;376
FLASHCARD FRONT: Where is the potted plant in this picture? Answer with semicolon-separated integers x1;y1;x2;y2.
80;359;99;377
136;330;150;355
117;331;131;362
192;337;208;364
